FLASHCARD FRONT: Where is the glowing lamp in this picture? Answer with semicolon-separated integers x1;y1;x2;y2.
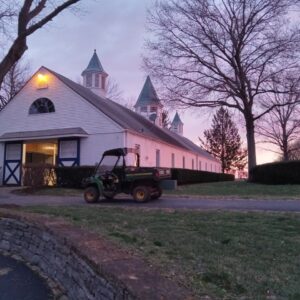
37;73;48;89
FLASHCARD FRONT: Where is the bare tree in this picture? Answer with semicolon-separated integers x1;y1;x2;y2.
162;109;171;128
0;59;30;110
144;0;300;171
106;78;124;103
257;72;300;160
0;0;80;88
289;139;300;160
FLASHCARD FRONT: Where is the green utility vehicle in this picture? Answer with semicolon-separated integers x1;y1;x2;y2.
83;148;170;203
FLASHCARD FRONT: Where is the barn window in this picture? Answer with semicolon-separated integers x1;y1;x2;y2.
141;106;147;113
29;98;55;114
156;149;160;167
95;74;100;87
171;153;175;168
101;76;106;89
183;156;185;168
86;73;92;87
192;159;194;170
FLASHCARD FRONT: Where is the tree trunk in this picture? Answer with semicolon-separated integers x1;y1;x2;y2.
282;128;289;161
0;37;27;88
245;114;257;175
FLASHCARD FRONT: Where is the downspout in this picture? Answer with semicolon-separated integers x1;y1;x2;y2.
124;130;128;148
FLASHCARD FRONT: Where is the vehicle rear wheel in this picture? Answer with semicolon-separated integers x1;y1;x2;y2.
132;186;150;203
84;186;99;203
151;186;162;200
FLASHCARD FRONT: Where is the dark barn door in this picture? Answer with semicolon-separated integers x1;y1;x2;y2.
3;142;23;185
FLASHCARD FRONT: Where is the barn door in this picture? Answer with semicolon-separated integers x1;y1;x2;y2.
3;142;23;185
57;138;80;167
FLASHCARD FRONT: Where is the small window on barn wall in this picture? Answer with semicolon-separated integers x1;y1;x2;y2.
101;76;106;89
95;74;100;87
171;153;175;168
150;106;157;113
156;149;160;167
86;73;92;87
29;98;55;114
183;156;185;168
141;106;147;113
199;160;202;170
192;159;194;170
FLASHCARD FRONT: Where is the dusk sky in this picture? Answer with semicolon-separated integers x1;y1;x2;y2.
25;0;276;164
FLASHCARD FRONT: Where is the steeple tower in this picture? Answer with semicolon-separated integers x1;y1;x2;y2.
170;112;184;136
82;50;108;98
134;76;163;127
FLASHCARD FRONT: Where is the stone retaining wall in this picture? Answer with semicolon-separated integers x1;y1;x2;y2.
0;209;192;300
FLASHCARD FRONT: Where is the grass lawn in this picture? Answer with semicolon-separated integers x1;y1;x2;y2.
24;206;300;299
165;181;300;199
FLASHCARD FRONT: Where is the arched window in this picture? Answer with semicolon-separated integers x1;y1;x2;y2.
29;98;55;114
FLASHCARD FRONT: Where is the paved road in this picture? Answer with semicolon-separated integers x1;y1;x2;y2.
0;254;52;300
1;187;300;212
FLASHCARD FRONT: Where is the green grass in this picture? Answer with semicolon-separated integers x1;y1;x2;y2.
165;181;300;199
23;206;300;299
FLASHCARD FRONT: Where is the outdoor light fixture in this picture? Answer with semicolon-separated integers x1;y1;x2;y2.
37;73;48;89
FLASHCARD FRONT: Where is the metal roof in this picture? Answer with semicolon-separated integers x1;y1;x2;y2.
43;67;218;162
0;127;88;141
172;112;183;125
81;50;105;75
134;76;161;108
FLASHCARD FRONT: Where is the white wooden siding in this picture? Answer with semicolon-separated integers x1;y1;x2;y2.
0;67;122;136
126;132;221;172
80;133;125;165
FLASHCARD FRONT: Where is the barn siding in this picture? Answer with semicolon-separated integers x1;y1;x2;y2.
0;68;122;136
0;67;221;186
126;132;221;172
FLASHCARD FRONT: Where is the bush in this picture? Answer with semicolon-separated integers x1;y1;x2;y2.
55;166;95;188
171;168;234;185
250;160;300;184
23;164;56;188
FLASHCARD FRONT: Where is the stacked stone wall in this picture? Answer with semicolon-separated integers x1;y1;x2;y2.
0;210;192;300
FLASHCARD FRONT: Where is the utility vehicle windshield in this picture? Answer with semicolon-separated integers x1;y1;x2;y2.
96;155;122;174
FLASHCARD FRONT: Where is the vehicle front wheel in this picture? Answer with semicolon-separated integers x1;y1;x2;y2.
132;186;150;203
84;186;99;203
151;186;162;200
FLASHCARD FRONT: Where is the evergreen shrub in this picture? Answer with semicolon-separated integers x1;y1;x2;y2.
55;166;95;188
171;168;234;185
250;161;300;184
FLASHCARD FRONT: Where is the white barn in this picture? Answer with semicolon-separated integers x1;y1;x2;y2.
0;51;220;186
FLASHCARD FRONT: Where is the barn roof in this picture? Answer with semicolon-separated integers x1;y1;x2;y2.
81;50;105;75
172;112;183;125
44;67;218;162
134;76;162;108
0;127;88;141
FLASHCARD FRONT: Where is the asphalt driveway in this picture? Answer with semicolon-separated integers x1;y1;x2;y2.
1;187;300;212
0;254;52;300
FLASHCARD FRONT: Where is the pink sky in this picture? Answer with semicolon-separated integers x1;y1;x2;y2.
25;0;277;165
